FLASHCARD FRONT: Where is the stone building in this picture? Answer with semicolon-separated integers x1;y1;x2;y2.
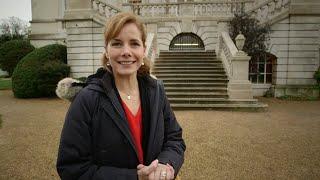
29;0;320;108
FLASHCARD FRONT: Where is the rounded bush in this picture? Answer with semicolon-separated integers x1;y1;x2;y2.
0;40;35;76
12;44;70;98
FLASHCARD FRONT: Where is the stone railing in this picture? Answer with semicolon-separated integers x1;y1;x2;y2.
123;0;254;17
216;32;253;99
246;0;290;24
91;0;121;18
217;32;238;77
145;33;158;63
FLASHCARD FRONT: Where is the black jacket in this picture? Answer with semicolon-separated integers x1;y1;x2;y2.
56;70;186;180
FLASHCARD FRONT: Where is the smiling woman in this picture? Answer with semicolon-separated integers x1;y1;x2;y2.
56;12;186;180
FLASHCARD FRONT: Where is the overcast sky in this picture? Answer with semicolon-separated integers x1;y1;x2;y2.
0;0;32;22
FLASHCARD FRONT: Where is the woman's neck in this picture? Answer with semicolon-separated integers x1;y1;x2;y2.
114;74;139;95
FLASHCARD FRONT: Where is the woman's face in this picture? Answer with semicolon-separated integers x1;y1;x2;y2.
106;23;145;77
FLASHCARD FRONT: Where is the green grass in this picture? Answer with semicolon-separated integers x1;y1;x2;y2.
0;78;12;90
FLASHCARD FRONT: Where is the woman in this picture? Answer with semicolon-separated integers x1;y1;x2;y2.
56;12;186;180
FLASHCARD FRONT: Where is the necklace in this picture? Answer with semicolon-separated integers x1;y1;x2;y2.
126;94;131;100
119;91;133;100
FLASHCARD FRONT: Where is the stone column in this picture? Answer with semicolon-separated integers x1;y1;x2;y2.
30;0;66;47
64;0;104;78
228;51;253;99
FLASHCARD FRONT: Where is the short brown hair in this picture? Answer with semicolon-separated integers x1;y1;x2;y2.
101;12;151;76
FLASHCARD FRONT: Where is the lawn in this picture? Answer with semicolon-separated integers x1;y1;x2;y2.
0;78;12;90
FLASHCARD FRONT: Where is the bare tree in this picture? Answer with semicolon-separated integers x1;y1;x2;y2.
0;17;28;38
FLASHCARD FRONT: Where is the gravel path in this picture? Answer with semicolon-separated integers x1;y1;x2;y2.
0;90;319;180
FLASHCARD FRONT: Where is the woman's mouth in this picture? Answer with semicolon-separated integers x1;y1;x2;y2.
118;61;136;65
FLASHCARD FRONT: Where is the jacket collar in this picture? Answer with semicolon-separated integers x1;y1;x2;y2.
98;71;158;163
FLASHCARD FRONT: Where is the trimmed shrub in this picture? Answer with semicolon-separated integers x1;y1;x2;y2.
12;44;70;98
314;67;320;84
0;40;35;76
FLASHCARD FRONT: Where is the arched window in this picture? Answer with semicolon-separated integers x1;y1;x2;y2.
169;33;205;51
249;52;277;84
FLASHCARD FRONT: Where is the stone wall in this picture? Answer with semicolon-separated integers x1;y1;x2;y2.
267;0;320;97
29;0;66;47
65;20;104;78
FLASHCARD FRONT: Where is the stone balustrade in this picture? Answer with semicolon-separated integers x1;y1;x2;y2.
123;0;254;17
91;0;121;18
246;0;290;23
217;32;238;77
217;32;253;99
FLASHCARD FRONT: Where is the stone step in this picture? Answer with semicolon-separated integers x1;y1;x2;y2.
153;66;224;70
161;78;228;83
155;59;220;63
154;70;225;74
157;56;216;59
156;74;227;78
164;87;227;92
163;82;227;87
168;97;258;104
170;103;268;111
160;51;215;55
166;92;228;98
155;63;223;67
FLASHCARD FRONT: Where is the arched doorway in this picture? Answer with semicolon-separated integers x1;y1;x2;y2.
169;33;205;51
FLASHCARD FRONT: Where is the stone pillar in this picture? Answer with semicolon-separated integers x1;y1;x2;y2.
30;0;66;47
228;51;253;99
64;0;104;78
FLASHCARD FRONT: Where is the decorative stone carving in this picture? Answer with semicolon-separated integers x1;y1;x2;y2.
235;32;245;51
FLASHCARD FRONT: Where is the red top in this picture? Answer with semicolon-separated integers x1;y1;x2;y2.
121;100;144;164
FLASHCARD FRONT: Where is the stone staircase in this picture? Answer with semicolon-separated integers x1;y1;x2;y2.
153;51;267;110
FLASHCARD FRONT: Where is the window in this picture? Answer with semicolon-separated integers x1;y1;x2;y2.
169;33;205;51
249;53;276;84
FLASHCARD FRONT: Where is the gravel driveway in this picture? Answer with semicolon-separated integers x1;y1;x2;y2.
0;90;319;180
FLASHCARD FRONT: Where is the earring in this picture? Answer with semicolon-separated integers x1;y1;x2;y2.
106;63;110;66
141;62;145;66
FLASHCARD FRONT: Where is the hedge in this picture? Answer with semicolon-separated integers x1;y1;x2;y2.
12;44;70;98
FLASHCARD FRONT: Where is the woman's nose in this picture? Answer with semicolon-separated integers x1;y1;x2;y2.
121;45;132;57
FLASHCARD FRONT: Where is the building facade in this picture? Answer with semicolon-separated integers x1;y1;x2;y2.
29;0;320;97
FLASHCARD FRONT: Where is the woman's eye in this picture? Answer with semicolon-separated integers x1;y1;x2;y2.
131;42;141;47
111;42;122;47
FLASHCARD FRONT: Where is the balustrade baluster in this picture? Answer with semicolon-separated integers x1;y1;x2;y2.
147;6;151;17
194;5;198;16
269;1;275;16
222;3;227;14
95;1;100;11
282;0;289;7
104;6;109;17
98;3;104;15
275;0;282;11
92;0;98;10
151;6;154;17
